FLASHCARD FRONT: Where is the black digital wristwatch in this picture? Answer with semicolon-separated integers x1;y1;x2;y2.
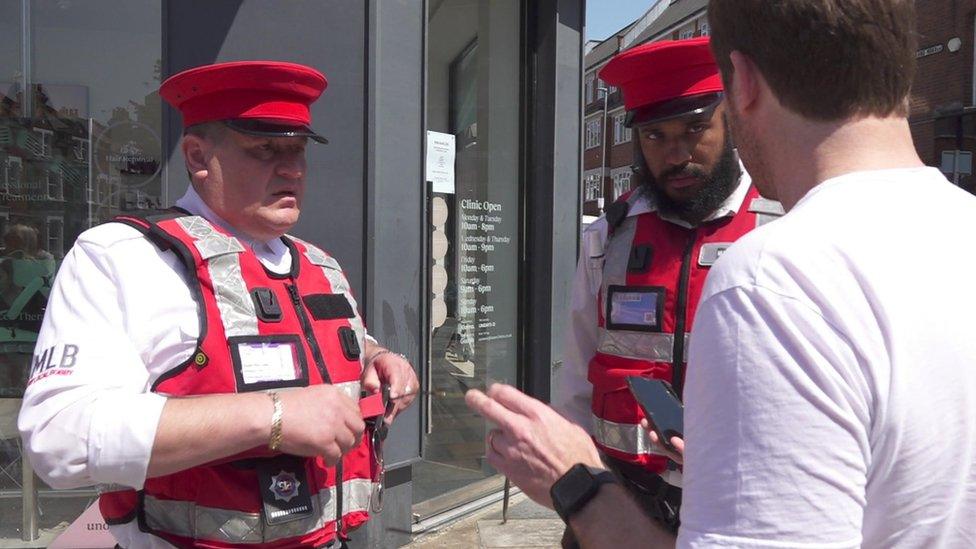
549;464;618;524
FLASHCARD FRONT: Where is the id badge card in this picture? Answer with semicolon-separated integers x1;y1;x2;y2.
230;335;309;392
256;456;315;525
606;285;665;332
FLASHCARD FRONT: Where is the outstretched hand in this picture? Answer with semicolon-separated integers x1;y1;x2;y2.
465;384;603;508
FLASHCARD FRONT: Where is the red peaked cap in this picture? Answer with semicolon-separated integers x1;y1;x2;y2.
159;61;327;129
599;37;723;125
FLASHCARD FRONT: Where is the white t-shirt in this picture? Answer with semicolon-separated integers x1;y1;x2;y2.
678;167;976;548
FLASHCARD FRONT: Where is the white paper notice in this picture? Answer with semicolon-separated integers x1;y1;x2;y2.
238;341;301;384
426;130;456;194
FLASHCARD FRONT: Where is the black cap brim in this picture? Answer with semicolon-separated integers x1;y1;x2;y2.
223;119;329;144
625;93;724;128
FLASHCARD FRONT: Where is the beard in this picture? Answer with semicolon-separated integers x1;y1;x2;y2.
640;130;741;225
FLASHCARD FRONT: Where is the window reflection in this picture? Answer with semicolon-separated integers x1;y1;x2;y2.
0;0;162;541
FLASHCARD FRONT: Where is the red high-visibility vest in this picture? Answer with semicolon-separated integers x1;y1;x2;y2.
588;186;781;474
98;210;376;548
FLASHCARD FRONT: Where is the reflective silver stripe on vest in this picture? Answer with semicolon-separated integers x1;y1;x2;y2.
334;380;362;401
294;238;366;369
174;216;257;337
175;216;247;260
597;331;674;362
343;476;373;514
97;483;132;496
592;415;666;457
748;197;785;229
599;216;638;310
143;478;377;544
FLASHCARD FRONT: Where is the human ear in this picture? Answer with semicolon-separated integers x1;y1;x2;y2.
181;135;210;183
728;51;760;116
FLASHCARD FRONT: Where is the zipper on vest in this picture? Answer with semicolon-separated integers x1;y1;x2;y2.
671;231;697;397
286;284;332;384
285;283;344;533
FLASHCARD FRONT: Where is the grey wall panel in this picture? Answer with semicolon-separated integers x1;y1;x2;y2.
523;0;583;401
163;0;367;296
366;0;424;467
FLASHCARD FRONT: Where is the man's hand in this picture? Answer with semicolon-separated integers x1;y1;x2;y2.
642;418;685;464
464;384;603;508
361;346;419;424
278;385;365;465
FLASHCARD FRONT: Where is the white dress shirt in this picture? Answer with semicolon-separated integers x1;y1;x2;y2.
18;187;369;548
552;170;753;430
678;168;976;548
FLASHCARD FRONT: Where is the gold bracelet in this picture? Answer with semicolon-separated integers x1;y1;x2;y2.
268;391;283;452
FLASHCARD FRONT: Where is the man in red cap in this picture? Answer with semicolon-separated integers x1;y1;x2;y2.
552;37;780;538
20;61;418;548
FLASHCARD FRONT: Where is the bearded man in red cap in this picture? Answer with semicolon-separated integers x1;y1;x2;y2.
19;61;418;548
552;37;781;536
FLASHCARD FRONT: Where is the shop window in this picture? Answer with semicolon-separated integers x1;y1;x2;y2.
0;0;163;540
586;118;602;149
420;0;524;515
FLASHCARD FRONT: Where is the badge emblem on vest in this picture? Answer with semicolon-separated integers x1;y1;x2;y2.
269;471;301;503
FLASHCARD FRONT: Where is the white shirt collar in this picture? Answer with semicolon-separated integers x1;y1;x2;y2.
174;186;291;273
628;161;753;229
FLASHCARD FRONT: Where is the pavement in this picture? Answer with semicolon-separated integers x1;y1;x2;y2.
405;492;565;549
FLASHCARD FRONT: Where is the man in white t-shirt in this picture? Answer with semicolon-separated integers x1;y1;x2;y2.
464;1;976;547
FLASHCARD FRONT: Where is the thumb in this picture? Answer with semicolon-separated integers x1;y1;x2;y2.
361;363;381;393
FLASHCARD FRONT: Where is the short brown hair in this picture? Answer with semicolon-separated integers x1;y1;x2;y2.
708;0;917;121
184;121;226;141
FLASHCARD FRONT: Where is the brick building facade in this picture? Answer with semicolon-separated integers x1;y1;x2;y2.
910;0;976;192
582;0;976;215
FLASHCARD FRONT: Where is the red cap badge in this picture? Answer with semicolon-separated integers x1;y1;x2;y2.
599;37;724;127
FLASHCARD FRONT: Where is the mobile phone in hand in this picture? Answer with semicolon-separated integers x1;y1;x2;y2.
626;376;683;453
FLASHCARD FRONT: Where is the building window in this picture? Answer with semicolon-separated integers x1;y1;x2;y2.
679;28;695;40
585;72;595;104
46;217;64;258
585;118;602;150
584;174;602;201
699;21;710;36
3;156;22;195
72;136;89;161
47;168;65;200
33;127;54;158
612;170;633;200
613;113;631;145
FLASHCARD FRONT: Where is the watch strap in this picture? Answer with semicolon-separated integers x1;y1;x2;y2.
550;464;617;523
